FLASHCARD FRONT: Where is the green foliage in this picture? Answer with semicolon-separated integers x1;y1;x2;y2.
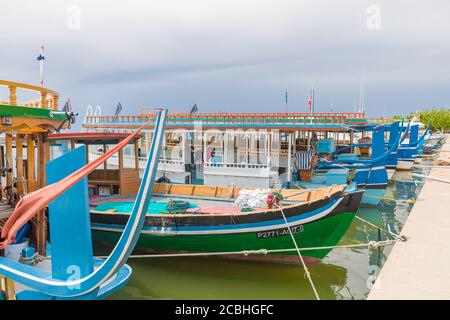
417;108;450;132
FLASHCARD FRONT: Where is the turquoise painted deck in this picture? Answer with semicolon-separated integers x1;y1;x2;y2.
93;200;198;214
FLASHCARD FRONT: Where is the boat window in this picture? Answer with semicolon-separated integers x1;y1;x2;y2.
123;143;136;169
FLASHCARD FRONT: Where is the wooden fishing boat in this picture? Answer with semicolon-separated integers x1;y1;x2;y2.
90;183;364;264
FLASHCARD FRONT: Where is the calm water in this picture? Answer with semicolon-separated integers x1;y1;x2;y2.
100;160;433;300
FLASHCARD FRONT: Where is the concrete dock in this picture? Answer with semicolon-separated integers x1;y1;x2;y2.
369;135;450;300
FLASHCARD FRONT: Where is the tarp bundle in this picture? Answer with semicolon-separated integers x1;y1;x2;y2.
234;189;270;208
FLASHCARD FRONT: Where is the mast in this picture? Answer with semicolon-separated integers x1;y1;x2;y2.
285;90;288;113
37;46;45;87
358;70;365;113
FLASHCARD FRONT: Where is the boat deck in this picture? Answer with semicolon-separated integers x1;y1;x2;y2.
368;134;450;299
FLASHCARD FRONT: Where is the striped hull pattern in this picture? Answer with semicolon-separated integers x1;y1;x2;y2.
397;159;414;171
360;188;386;206
353;166;387;206
315;164;387;205
91;190;363;261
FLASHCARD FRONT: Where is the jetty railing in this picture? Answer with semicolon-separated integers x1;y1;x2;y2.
367;118;395;124
84;112;366;126
0;80;59;110
204;162;270;169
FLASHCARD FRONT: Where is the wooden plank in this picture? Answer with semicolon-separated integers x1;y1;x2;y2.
192;185;217;197
119;170;140;196
153;183;172;194
170;184;195;195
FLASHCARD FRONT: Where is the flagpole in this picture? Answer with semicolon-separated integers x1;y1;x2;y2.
310;88;315;124
285;91;288;113
39;46;45;86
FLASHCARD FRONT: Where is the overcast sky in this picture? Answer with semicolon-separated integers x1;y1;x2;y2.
1;0;449;129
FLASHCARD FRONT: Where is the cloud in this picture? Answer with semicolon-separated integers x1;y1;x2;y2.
1;0;449;129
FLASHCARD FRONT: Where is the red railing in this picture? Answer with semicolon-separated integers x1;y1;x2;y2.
84;112;365;126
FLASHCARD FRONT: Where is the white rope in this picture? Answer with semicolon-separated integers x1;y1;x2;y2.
411;173;450;184
362;194;416;204
354;215;405;240
412;164;450;169
94;239;400;260
273;202;320;300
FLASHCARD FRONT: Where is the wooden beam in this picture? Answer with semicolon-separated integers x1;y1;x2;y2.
8;86;17;105
36;133;48;255
119;148;123;194
0;146;4;201
135;139;139;170
5;133;13;188
16;134;25;196
26;134;36;193
37;133;48;189
103;144;107;170
2;276;16;300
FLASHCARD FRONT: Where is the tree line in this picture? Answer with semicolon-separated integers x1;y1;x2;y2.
391;108;450;132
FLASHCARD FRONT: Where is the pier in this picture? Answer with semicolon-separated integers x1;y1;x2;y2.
368;135;450;299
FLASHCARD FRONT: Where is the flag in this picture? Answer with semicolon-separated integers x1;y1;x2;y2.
37;46;45;86
285;91;288;112
62;98;73;112
115;102;123;116
190;103;198;114
36;47;45;61
307;96;312;111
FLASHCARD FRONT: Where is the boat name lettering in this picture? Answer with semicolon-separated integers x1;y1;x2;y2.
256;225;304;239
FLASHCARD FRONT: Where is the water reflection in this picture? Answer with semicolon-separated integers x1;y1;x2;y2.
109;256;347;300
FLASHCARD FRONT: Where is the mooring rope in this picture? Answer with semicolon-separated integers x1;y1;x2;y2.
361;194;416;204
273;202;320;300
94;239;401;260
411;173;450;184
354;215;405;240
412;164;450;169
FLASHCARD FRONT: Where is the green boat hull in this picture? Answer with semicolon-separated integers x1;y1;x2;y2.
92;211;355;261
